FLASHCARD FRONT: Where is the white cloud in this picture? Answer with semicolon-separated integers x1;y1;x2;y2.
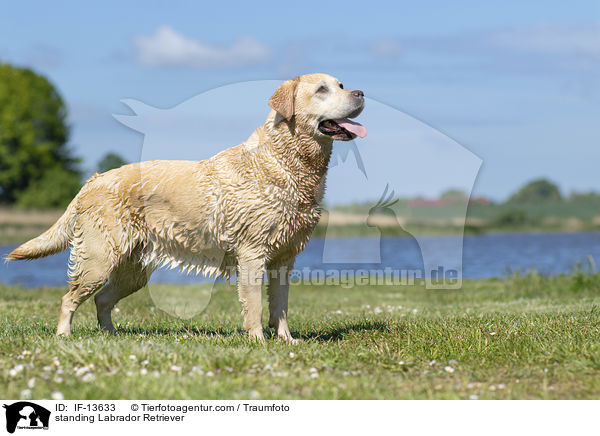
488;25;600;57
370;40;402;59
134;26;270;68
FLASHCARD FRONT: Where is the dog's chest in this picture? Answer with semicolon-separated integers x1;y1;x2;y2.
263;190;322;262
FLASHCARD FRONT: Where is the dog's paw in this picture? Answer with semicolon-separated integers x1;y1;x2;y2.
277;332;299;344
247;329;266;344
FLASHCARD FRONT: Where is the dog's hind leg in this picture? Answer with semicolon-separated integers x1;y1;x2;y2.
57;260;110;336
94;261;149;334
57;223;114;336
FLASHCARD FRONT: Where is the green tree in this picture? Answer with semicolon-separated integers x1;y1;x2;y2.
494;209;529;227
0;63;81;207
508;179;561;203
97;152;127;173
16;167;83;209
439;188;468;202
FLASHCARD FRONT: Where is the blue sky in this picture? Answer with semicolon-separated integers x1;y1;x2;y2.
1;0;599;201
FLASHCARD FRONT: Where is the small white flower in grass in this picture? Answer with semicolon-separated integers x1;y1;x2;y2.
9;364;25;376
250;390;260;399
75;367;90;377
191;366;204;375
141;360;149;366
398;361;405;365
22;350;31;356
289;352;295;358
206;371;214;377
412;308;418;313
129;354;137;361
429;360;436;366
469;394;478;400
35;348;42;354
81;373;95;383
374;307;382;314
51;392;64;400
310;373;319;379
114;308;120;313
54;376;63;383
20;389;32;400
497;383;506;390
140;368;148;376
489;332;496;336
448;360;458;366
309;367;318;373
170;365;182;373
27;378;35;389
126;371;133;377
152;371;160;378
444;366;455;373
52;359;60;367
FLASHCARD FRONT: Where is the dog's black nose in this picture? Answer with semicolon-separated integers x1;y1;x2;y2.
352;90;364;98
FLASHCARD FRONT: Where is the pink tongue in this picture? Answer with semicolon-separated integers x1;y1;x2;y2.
335;118;367;138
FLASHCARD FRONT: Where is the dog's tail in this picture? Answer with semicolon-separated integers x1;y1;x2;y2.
5;201;77;261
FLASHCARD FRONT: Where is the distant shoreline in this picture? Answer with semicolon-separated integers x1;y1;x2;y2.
312;221;600;238
1;207;598;245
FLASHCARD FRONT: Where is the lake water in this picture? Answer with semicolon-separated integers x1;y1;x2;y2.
1;231;599;288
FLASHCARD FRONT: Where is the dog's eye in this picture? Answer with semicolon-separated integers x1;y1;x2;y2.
317;85;328;93
339;83;344;89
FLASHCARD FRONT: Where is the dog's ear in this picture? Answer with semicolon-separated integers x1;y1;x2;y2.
269;78;298;122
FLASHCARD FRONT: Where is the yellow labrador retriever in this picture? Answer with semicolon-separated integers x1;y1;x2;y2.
6;73;366;342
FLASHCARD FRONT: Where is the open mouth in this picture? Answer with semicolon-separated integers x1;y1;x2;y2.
318;118;367;140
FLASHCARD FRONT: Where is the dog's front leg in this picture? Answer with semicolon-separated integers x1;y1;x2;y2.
237;257;266;343
267;261;296;343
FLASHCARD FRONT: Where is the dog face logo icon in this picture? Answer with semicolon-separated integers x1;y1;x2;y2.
3;402;50;433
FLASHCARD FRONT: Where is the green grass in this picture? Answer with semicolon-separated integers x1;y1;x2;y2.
1;271;599;400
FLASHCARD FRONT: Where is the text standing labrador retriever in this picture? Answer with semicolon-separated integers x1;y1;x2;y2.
6;73;367;342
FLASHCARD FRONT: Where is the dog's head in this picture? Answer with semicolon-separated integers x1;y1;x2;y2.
269;73;366;141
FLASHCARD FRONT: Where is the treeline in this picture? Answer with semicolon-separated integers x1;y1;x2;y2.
333;178;600;233
0;63;126;209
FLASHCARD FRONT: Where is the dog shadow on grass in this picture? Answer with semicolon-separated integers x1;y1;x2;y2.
293;320;390;342
114;319;390;343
